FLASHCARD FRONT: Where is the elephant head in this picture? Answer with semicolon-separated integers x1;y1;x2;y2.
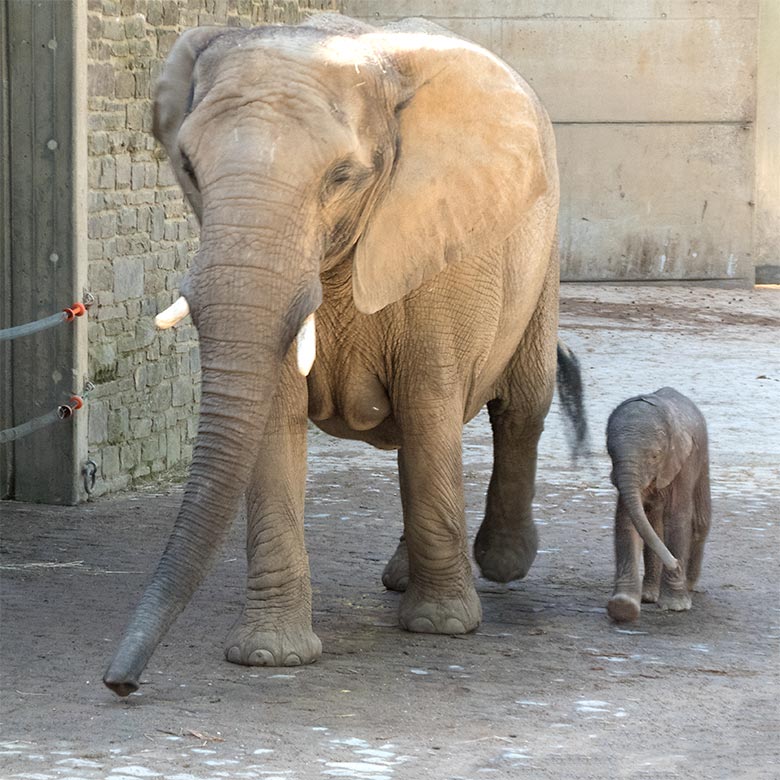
104;22;549;696
606;393;693;573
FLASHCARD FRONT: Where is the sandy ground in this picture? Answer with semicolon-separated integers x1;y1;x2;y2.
1;284;779;780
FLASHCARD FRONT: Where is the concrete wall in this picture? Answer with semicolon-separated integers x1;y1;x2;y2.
85;0;336;496
754;0;780;283
344;0;766;284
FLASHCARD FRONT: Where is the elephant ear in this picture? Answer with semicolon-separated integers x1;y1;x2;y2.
657;426;694;490
153;26;227;221
352;34;551;314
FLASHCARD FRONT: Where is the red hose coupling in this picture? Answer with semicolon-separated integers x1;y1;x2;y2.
58;396;83;420
63;302;87;321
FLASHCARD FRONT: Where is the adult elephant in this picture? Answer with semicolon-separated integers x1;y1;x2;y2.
104;15;584;696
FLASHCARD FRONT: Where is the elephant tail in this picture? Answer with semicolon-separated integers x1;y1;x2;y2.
556;340;589;461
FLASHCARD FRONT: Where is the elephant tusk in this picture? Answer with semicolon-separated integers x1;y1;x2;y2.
155;296;190;329
296;313;316;376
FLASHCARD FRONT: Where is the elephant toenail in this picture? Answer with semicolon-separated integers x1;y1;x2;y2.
284;653;302;666
249;649;275;665
407;617;436;633
443;618;467;634
226;646;242;664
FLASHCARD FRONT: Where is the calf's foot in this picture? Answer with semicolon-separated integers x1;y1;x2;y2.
657;591;692;612
607;593;641;622
641;584;660;603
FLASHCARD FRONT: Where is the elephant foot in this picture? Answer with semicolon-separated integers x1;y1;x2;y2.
641;585;660;603
657;591;692;612
225;619;322;667
607;593;641;622
382;537;409;592
473;523;538;583
399;583;481;634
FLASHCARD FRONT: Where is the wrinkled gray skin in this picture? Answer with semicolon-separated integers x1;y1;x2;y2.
606;387;711;622
103;15;585;697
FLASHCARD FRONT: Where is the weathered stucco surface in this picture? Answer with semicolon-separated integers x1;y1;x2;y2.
345;0;770;284
754;0;780;282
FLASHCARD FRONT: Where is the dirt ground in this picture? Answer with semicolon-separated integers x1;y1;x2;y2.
1;284;778;780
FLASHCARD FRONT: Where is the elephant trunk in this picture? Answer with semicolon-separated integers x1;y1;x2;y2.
613;465;680;573
104;239;320;696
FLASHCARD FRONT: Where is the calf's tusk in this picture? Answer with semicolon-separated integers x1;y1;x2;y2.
296;313;316;376
155;296;190;329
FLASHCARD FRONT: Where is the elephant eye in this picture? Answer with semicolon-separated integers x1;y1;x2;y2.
322;160;370;203
181;152;199;190
327;160;354;187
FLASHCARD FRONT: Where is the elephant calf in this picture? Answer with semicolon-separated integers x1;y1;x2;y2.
606;387;712;622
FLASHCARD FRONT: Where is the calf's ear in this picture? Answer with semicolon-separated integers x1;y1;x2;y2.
657;429;694;489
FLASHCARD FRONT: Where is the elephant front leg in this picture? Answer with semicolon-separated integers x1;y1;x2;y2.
225;367;321;667
607;498;644;622
397;423;481;634
657;495;694;613
641;501;664;603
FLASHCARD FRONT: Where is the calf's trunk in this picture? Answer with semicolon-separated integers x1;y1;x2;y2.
614;466;680;573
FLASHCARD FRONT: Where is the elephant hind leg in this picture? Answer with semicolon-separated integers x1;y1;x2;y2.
473;265;558;583
687;467;712;590
473;397;545;582
686;532;707;591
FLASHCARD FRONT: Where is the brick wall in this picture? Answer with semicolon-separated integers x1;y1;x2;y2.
86;0;338;496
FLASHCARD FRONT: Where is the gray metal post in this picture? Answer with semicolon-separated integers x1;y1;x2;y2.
1;0;12;498
3;0;87;504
